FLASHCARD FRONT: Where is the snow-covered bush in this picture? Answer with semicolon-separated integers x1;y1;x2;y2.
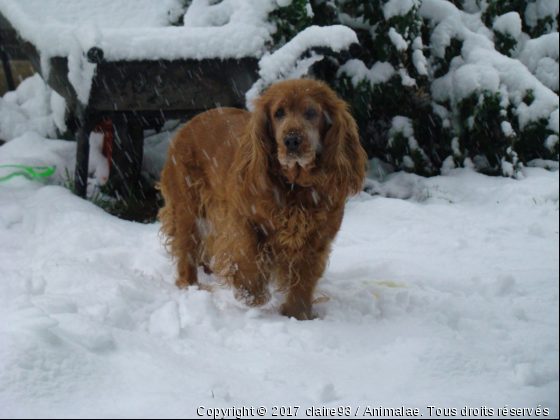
269;0;559;177
0;74;67;142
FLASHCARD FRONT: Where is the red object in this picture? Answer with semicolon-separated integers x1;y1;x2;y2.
94;119;114;171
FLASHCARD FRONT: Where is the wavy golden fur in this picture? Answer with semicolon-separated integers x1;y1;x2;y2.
159;78;368;320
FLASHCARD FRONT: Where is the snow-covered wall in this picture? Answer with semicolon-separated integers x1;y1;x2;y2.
0;0;360;108
0;0;278;104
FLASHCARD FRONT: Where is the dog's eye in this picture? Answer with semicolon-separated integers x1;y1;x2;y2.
275;108;285;120
305;108;318;120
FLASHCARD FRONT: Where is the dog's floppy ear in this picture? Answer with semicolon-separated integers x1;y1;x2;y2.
232;96;273;193
321;98;368;200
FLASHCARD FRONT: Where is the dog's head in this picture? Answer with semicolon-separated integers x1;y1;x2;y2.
238;79;367;199
264;81;328;183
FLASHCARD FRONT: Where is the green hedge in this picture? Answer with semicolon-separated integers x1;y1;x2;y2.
269;0;559;178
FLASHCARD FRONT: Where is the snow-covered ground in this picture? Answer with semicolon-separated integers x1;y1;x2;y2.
0;122;559;417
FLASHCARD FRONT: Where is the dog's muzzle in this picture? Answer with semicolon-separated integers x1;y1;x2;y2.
284;133;303;152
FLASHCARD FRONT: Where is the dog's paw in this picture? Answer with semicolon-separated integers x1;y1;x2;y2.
175;279;197;290
201;262;213;275
197;284;215;293
234;286;271;308
280;303;317;321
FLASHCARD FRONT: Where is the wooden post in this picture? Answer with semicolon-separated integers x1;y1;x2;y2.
0;29;15;91
74;104;93;198
72;46;104;198
107;113;144;200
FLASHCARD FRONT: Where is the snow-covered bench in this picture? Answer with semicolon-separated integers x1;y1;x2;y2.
0;0;359;198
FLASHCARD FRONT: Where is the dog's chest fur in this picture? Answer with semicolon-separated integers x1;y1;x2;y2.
259;188;329;254
272;205;324;252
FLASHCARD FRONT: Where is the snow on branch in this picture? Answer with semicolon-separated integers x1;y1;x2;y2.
246;25;359;108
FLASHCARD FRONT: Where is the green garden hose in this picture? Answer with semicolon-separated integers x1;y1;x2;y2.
0;165;56;183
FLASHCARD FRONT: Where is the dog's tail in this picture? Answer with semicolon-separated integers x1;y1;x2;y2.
156;180;178;259
157;204;175;251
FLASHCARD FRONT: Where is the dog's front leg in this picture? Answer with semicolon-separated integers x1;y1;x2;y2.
211;215;270;307
280;251;329;321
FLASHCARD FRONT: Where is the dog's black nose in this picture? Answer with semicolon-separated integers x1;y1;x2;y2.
284;134;302;152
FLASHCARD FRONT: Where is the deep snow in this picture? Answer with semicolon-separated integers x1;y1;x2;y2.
0;126;558;417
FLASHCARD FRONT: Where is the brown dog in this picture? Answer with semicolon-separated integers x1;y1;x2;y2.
158;78;367;320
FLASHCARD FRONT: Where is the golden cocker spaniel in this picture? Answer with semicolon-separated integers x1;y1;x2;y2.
159;78;368;320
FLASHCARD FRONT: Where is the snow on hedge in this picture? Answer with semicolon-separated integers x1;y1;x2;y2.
425;0;558;131
383;0;420;21
525;0;560;32
492;12;523;40
247;25;358;107
322;0;558;177
338;60;396;87
421;0;559;176
519;32;560;93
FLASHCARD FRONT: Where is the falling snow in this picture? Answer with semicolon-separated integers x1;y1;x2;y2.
0;0;558;417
